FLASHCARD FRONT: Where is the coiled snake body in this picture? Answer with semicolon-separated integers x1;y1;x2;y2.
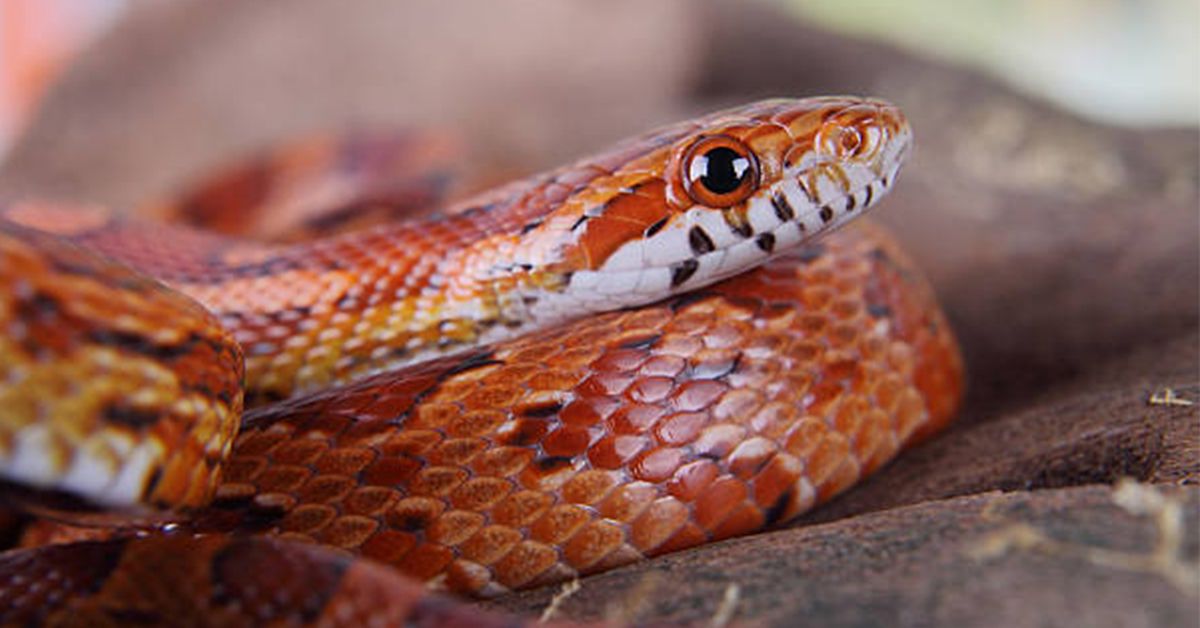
0;98;962;625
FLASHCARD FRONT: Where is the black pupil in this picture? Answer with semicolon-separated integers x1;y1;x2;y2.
696;147;750;195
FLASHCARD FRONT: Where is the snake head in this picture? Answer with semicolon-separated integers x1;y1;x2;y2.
512;96;913;318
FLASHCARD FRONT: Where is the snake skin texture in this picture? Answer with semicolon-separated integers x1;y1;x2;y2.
0;97;962;626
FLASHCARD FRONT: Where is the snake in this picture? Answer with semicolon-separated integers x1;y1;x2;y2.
0;97;963;626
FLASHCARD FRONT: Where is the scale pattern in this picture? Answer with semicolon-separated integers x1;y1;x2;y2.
192;222;962;597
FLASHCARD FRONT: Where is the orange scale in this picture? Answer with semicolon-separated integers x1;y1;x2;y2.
894;387;930;443
831;273;866;295
666;313;715;336
279;503;337;535
654;521;709;556
629;497;690;553
233;429;289;456
852;412;892;475
303;413;358;438
824;355;862;384
343;486;400;516
430;378;480;403
816;457;863;502
517;456;579;492
671;380;727;412
458;525;523;565
832;395;869;435
655;334;703;359
360;455;422;487
481;364;542;389
559;398;607;427
746;401;793;434
470;446;535;478
803;433;852;490
218;455;267;484
631;447;686;483
511;390;569;417
429;437;488;466
214;483;258;503
491;490;554;527
783;417;830;458
446;409;506;438
798;313;831;338
296;474;355;504
359;528;417;564
462;384;523;411
397;543;456;581
618;307;673;332
408;402;460;430
493;541;562;590
578;371;635;397
725;365;775;393
377;427;442;455
801;285;836;311
689;348;741;380
529;504;593;545
505;343;558;365
829;298;862;320
526;370;582;392
408;466;469;497
709;502;765;542
609;403;666;434
542;425;593;458
562;520;627;571
886;343;917;378
587;434;648;470
726;437;780;480
803;379;845;416
590;348;650;374
386;496;445;532
448;477;514;511
638;354;685;378
666;458;720;502
700;322;749;350
655;411;709;446
260;436;326;466
319;514;381;549
340;416;400;443
253;464;313;493
560;469;619;505
693;476;748;532
597;481;658;522
859;334;888;360
494;418;550;448
628;377;676;405
560;332;613;357
751;453;803;514
426;509;486;546
313;445;377;476
872;372;906;413
445;560;493;597
692;424;747;460
788;340;823;364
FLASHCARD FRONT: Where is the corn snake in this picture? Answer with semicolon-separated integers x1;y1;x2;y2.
0;97;962;625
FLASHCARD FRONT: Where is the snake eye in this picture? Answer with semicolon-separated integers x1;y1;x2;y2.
681;135;759;208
